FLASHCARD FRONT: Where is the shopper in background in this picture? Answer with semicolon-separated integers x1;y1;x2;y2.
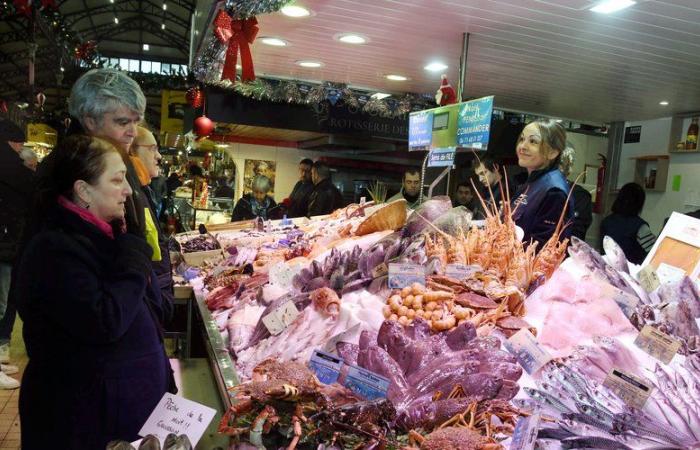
600;182;655;265
474;155;513;212
0;120;32;388
129;126;174;321
388;168;422;209
511;119;574;248
308;161;344;217
19;148;38;171
286;158;314;218
231;175;278;221
16;135;170;449
166;167;183;196
559;144;593;241
452;181;479;212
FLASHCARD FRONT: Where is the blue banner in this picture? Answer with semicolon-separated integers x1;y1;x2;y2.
408;110;433;151
456;96;494;149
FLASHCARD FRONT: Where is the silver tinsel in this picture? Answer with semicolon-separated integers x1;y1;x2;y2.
225;0;293;19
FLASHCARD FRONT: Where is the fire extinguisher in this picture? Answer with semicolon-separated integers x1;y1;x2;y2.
594;153;607;214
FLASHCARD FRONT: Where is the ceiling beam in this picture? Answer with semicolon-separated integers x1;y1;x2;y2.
64;0;133;21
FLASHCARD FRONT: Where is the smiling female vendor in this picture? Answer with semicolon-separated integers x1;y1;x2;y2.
512;119;574;248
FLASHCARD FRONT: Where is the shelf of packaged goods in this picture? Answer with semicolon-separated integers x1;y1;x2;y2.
195;292;239;409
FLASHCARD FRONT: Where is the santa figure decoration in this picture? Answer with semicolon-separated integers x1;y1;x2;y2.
435;74;457;106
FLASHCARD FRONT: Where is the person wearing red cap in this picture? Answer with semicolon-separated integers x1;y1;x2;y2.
0;119;33;389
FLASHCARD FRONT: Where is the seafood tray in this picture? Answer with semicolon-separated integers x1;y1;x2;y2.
195;292;240;409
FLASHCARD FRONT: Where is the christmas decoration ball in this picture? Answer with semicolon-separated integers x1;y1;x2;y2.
194;115;214;138
186;87;204;108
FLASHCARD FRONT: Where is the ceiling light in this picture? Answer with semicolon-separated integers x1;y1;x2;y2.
281;5;311;17
60;66;65;72
143;44;149;51
336;33;368;45
371;93;391;100
296;60;323;68
590;0;636;13
424;62;448;72
259;37;288;46
161;23;166;30
162;3;167;10
386;74;407;81
659;100;669;106
114;17;119;24
109;0;114;3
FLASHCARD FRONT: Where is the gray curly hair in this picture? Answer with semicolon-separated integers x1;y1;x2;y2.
559;143;576;177
251;175;272;193
68;68;146;127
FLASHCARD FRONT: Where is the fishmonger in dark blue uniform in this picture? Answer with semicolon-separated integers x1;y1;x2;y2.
512;119;574;249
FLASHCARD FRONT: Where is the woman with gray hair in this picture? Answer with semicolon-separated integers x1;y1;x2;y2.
231;175;278;222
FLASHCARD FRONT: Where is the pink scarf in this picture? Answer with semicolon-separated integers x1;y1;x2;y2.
58;195;115;239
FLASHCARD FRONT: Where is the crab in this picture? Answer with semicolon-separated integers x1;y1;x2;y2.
218;359;329;449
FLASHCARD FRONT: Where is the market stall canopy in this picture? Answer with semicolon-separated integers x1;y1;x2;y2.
195;0;700;123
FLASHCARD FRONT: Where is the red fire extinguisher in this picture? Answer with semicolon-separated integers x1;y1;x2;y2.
594;153;607;214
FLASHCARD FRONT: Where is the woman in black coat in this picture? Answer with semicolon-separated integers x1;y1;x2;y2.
600;182;655;264
231;175;278;222
16;135;171;449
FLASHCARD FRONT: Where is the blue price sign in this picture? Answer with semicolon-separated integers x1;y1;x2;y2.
427;147;456;167
408;110;433;151
308;349;343;385
456;96;494;149
343;365;390;400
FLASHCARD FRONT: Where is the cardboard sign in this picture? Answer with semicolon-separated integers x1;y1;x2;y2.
343;365;390;400
138;394;216;446
634;325;681;365
638;265;660;292
261;301;300;335
372;262;389;278
308;350;343;385
504;329;552;375
509;410;541;450
603;368;653;409
388;263;425;289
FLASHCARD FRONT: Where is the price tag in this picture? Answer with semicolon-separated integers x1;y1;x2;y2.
261;301;300;336
388;263;425;289
372;262;388;278
509;410;541;450
343;365;390;400
638;265;660;292
308;350;344;385
634;325;681;364
504;329;552;375
445;263;471;279
322;324;362;354
603;368;653;409
269;262;303;289
138;394;216;447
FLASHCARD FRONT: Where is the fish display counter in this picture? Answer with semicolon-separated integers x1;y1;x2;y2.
172;197;700;449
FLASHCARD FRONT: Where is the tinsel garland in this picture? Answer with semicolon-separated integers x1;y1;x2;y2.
224;0;293;19
206;77;434;119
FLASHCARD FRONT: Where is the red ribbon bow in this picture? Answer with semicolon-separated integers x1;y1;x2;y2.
213;10;258;83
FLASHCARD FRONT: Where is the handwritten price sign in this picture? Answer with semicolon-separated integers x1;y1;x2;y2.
138;393;216;446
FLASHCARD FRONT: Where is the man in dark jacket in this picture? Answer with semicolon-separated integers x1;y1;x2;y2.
287;158;314;218
307;161;344;217
0;120;32;385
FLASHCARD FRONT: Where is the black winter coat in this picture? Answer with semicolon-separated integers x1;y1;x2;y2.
570;184;593;241
16;204;171;450
307;178;344;217
287;180;314;218
231;194;278;222
0;143;33;262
